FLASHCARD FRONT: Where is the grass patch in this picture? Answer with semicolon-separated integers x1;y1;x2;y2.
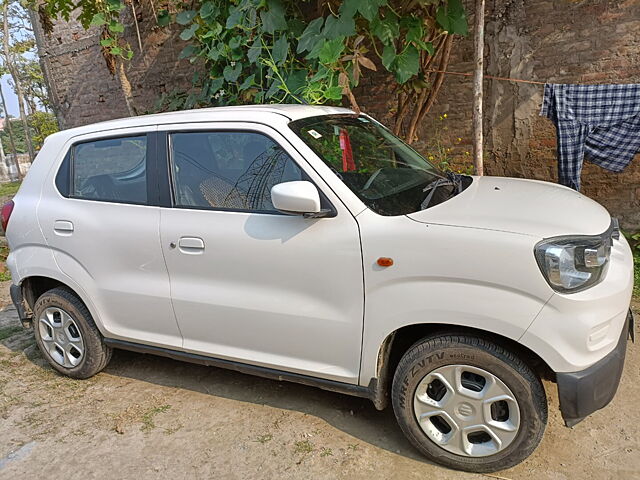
0;181;21;198
294;439;314;455
320;447;333;457
255;433;273;444
0;325;23;340
140;404;172;432
0;244;10;281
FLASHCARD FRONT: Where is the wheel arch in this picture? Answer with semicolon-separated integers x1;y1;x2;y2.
18;274;107;337
370;323;555;411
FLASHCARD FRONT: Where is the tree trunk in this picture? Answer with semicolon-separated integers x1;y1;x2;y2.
117;59;137;117
2;1;34;162
472;0;485;176
0;81;21;180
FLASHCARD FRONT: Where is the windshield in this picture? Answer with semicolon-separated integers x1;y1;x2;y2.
289;115;465;216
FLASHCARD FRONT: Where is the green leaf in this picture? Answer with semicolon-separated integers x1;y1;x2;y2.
90;13;106;27
126;49;134;60
157;10;171;27
323;15;355;38
176;10;197;25
100;37;115;47
402;16;423;44
106;0;124;12
370;14;399;46
436;0;468;36
179;44;198;59
318;37;345;64
108;20;124;33
424;41;434;56
260;1;287;34
324;86;343;100
225;6;243;29
239;74;255;91
393;45;419;83
223;63;242;82
357;0;387;22
306;40;324;60
209;77;224;96
285;70;307;94
339;0;359;18
207;45;221;61
265;78;282;99
180;24;199;41
199;2;217;19
297;17;324;53
247;37;262;63
110;46;122;56
229;36;242;50
272;36;288;65
381;44;395;70
309;65;329;82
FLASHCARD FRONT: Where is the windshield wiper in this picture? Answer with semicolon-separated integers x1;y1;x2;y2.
420;172;463;210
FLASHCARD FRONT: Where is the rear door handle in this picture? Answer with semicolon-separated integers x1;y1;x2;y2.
53;220;74;235
178;236;205;254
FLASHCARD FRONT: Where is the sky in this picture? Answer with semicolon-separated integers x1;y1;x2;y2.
1;74;20;118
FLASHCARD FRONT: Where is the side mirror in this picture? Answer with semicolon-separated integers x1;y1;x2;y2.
271;181;332;218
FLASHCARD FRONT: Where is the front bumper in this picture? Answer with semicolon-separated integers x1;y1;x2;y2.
557;309;633;427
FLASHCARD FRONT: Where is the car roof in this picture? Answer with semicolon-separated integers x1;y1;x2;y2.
51;104;356;141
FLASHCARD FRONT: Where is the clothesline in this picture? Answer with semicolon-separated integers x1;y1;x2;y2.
425;69;547;85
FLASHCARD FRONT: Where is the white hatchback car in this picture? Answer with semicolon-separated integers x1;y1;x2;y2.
3;105;634;472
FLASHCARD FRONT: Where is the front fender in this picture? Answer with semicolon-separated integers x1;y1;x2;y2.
355;211;553;386
359;278;552;384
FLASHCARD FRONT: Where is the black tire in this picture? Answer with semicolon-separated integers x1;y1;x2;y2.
391;334;547;473
32;287;112;379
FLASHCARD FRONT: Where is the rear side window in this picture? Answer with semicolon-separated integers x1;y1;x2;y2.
59;135;148;204
169;131;303;212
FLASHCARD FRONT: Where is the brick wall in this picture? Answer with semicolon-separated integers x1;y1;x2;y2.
357;0;640;229
34;0;640;228
33;2;196;129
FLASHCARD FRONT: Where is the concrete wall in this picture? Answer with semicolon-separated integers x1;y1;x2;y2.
33;0;640;228
0;154;32;182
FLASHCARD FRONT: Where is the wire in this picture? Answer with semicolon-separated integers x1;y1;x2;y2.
425;69;547;86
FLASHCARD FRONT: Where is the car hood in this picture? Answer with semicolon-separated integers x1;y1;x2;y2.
406;176;612;238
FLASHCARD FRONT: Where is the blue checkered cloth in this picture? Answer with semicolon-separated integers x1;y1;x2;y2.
540;83;640;190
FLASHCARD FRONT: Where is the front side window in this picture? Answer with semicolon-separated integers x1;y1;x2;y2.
71;135;148;204
290;115;467;216
169;131;303;212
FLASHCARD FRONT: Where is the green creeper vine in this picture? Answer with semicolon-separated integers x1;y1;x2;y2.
158;0;468;142
38;0;468;142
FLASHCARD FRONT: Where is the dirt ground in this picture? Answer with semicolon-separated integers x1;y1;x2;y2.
0;284;638;480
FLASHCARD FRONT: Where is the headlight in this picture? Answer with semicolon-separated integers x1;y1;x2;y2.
534;235;611;293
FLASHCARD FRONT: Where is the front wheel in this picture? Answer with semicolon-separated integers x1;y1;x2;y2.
391;334;547;473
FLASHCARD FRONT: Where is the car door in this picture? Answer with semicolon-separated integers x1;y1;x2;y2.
38;127;183;348
158;122;364;383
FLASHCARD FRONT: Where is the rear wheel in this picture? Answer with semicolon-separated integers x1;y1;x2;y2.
33;287;112;379
391;334;547;473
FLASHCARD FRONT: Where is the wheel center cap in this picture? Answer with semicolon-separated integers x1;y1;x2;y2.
57;332;65;343
456;402;475;418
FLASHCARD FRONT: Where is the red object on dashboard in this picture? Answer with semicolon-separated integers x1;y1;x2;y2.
340;129;355;172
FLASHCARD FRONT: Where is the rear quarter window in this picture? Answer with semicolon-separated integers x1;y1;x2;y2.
56;135;148;204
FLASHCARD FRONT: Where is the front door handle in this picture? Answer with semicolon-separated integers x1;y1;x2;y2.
178;236;205;254
53;220;74;235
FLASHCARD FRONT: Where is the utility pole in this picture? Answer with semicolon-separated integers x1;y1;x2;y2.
472;0;485;176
